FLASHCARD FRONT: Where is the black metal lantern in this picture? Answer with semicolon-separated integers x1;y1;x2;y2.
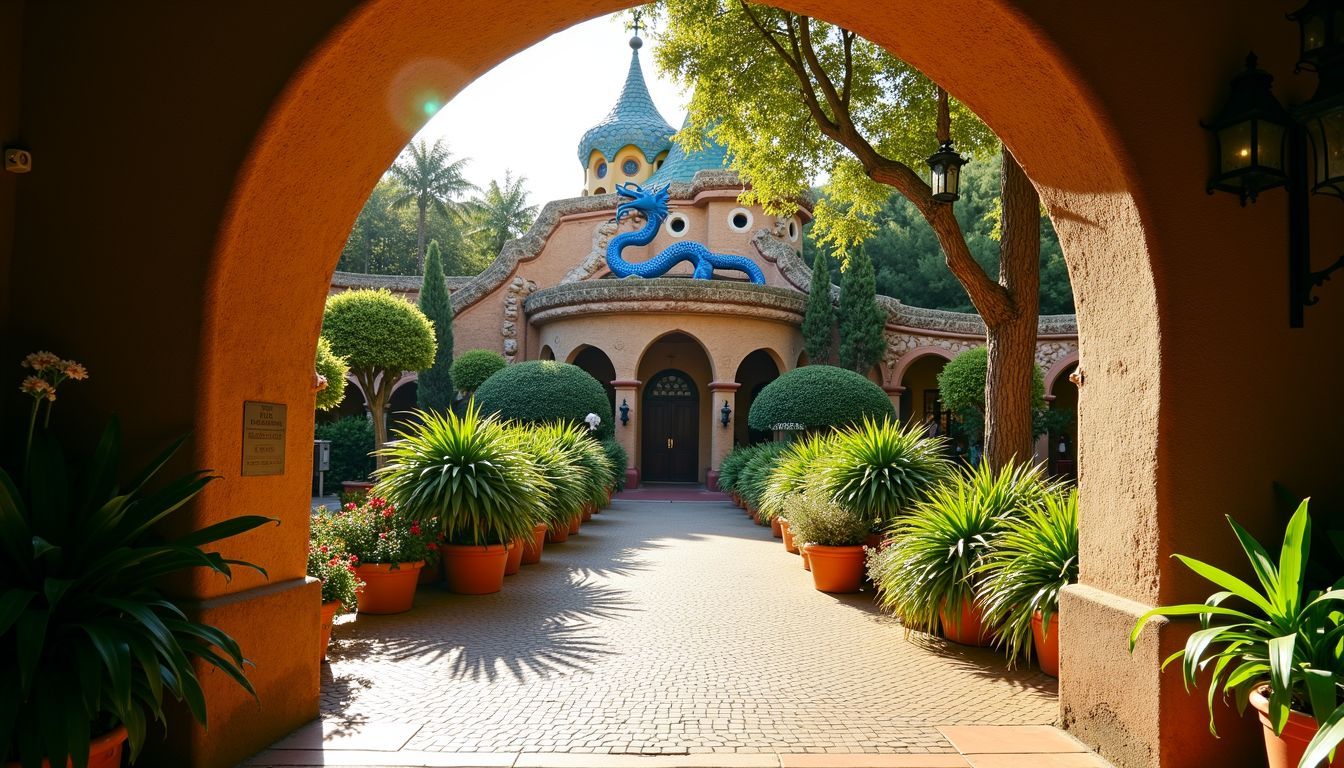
619;398;630;426
1291;0;1344;197
720;400;731;428
1204;54;1294;204
926;141;967;203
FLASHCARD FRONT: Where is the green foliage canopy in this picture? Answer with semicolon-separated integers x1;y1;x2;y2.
801;250;834;364
748;365;894;432
314;336;349;412
322;289;436;375
418;241;455;412
474;360;615;439
315;416;376;483
451;349;507;393
837;249;885;373
338;178;489;277
936;346;1052;444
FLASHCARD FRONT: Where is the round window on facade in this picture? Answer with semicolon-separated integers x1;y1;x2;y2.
788;219;799;241
596;161;608;179
622;158;640;176
728;208;753;232
594;187;607;195
665;212;690;238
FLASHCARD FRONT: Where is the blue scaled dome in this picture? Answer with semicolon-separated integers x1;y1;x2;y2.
577;36;675;167
646;114;731;186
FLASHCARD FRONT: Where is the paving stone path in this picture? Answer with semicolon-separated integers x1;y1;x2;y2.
318;499;1058;756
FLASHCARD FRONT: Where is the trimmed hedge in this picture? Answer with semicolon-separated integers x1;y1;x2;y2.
315;416;375;484
748;365;894;431
451;349;507;393
474;360;615;439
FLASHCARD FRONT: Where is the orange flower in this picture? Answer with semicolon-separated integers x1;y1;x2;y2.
20;376;53;399
22;351;61;371
61;361;88;380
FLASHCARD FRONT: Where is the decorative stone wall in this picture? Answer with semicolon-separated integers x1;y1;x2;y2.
502;276;537;362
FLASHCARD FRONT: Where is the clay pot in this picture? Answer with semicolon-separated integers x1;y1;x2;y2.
547;522;570;543
5;725;130;768
1032;610;1060;677
780;519;798;554
939;598;992;647
522;522;548;564
417;557;442;584
803;544;866;593
802;547;812;571
440;544;509;595
582;502;593;522
341;480;373;495
319;600;340;662
1250;687;1343;768
504;537;526;575
770;516;783;538
864;532;887;551
568;513;581;534
353;561;424;614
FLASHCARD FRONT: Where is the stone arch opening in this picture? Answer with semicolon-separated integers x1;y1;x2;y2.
734;349;782;446
637;332;715;482
896;350;956;439
570;344;617;416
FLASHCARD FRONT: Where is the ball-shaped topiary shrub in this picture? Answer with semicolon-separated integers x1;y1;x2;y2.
474;360;615;439
451;349;507;393
314;336;349;411
748;365;894;432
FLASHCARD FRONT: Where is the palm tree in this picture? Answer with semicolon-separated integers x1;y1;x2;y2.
466;171;539;260
387;138;475;271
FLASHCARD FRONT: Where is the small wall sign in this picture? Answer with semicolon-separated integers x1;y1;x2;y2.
241;401;287;477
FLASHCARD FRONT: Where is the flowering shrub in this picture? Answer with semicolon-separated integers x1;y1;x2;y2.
306;541;362;614
315;497;438;566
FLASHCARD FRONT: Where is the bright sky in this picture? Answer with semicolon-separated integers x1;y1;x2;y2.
410;15;688;208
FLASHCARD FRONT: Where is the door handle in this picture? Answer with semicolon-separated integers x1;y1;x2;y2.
667;438;674;449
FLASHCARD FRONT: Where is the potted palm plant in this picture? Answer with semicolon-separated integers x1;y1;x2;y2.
376;405;548;595
514;424;587;561
3;353;273;768
1131;500;1343;768
975;488;1078;674
788;490;872;593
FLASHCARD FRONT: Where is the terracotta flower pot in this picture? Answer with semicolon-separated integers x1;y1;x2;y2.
522;522;548;564
780;519;798;554
803;543;866;593
582;502;593;522
547;522;570;543
6;725;131;768
417;557;442;584
568;513;581;534
353;561;424;614
504;537;526;575
319;600;340;662
770;516;783;538
440;544;509;594
802;547;812;571
864;532;887;551
1032;610;1060;676
939;598;992;647
1250;687;1343;768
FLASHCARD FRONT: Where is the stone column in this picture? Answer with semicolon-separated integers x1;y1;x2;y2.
882;384;905;422
707;381;741;491
611;379;641;490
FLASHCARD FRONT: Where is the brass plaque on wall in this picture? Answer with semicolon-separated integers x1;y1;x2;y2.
242;401;287;477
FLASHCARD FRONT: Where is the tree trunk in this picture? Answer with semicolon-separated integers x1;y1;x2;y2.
416;201;427;272
357;369;400;471
983;145;1040;469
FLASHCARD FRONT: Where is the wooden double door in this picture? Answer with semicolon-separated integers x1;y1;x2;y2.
642;370;700;482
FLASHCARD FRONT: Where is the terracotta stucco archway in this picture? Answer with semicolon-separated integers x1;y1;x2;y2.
9;2;1342;767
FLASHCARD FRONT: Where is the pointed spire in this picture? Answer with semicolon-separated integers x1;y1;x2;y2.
577;36;675;166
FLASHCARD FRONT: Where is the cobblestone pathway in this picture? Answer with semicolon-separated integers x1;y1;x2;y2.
318;499;1057;756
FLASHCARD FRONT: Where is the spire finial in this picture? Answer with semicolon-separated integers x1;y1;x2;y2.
628;8;645;49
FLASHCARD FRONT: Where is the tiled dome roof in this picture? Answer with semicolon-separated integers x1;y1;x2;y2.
577;37;675;166
646;115;731;186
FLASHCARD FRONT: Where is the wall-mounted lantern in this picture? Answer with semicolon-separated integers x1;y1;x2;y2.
619;398;630;426
720;400;732;428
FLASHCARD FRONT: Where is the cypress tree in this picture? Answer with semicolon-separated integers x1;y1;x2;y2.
801;250;834;365
838;249;886;374
417;240;455;411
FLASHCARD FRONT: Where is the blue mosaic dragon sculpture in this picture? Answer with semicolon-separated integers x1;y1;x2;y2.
607;182;766;284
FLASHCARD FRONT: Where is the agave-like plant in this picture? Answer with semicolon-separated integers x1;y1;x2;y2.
812;418;952;528
538;424;612;510
738;442;790;517
760;434;835;521
715;444;756;495
600;438;628;492
974;487;1079;666
1131;500;1344;768
511;424;586;530
1;421;274;768
871;460;1059;633
375;403;549;546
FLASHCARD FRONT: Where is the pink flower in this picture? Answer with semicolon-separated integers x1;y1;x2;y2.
382;508;394;518
378;532;387;539
349;555;359;564
344;503;356;511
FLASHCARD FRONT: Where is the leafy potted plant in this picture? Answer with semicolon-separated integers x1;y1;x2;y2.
512;424;586;562
324;497;435;612
3;352;273;768
1131;500;1343;768
762;434;834;547
376;405;548;595
975;487;1078;674
308;513;363;661
738;443;788;522
788;489;872;593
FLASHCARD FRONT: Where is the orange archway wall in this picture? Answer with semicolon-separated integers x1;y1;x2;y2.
6;2;1343;767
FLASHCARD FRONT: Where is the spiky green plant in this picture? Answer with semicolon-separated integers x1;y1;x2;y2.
812;418;953;528
538;424;612;509
716;444;758;494
512;424;588;529
761;434;835;521
600;438;628;492
374;403;549;545
738;442;790;517
870;461;1059;633
974;487;1079;666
